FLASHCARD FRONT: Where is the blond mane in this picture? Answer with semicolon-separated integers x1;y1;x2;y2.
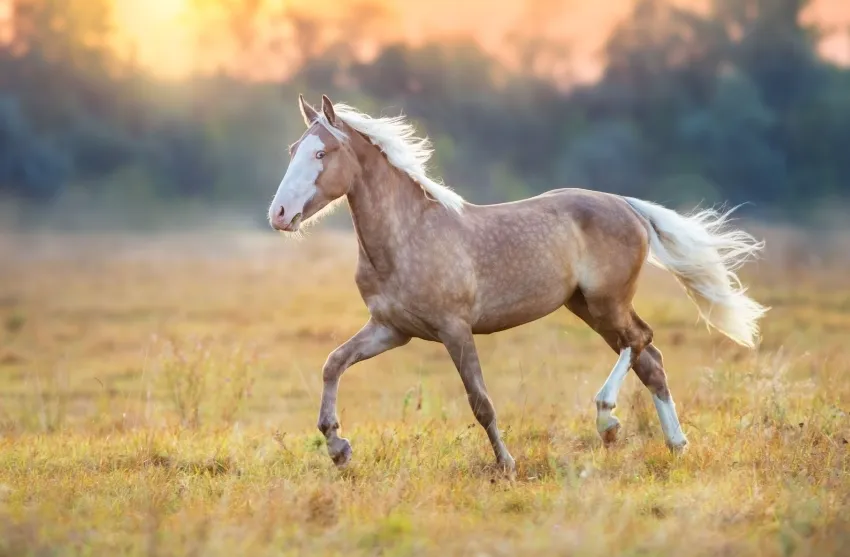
319;104;465;213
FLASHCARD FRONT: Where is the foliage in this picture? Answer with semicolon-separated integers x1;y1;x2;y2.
0;0;849;221
0;95;69;199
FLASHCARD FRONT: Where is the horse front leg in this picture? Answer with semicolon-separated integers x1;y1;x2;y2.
317;319;409;466
439;323;516;476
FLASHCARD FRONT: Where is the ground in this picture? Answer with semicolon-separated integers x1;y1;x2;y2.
0;227;849;556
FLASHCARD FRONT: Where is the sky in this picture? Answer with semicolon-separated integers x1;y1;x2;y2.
111;0;850;80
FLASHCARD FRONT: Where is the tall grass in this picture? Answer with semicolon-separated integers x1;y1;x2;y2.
0;229;849;556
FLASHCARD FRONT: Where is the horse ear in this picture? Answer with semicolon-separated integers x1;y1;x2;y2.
321;94;337;125
299;94;319;126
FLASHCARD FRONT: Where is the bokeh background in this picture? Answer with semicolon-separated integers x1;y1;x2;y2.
3;4;850;554
1;0;849;230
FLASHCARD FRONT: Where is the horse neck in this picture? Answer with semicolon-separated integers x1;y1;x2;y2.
346;147;430;275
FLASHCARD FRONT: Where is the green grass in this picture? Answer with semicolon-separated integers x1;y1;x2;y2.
0;229;849;556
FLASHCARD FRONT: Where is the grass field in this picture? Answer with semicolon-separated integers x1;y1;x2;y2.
1;226;849;556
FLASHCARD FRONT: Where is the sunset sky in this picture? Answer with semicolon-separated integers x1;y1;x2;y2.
110;0;850;80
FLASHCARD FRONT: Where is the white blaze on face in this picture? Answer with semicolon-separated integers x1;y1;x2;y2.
269;133;325;230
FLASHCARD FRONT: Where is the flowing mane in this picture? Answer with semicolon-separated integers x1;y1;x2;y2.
318;104;465;213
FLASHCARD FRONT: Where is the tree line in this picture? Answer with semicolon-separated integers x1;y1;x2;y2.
1;0;848;224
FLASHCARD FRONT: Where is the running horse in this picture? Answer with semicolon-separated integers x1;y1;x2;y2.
268;95;768;474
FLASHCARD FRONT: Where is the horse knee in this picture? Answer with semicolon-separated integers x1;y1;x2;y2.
322;349;348;382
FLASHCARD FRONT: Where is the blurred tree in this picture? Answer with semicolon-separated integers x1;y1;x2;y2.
0;0;848;220
568;0;847;216
0;0;126;197
7;0;113;72
505;0;573;81
712;0;822;112
554;119;646;196
0;95;69;199
150;118;217;198
1;0;118;130
782;66;850;204
190;0;393;81
676;70;787;204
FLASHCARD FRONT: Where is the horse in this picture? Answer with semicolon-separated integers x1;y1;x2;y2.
268;94;768;474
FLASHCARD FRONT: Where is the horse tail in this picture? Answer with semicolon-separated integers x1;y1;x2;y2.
622;196;769;348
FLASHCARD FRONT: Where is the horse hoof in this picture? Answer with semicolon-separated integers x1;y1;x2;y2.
499;455;517;478
487;456;516;482
328;437;352;467
600;420;621;446
667;437;689;455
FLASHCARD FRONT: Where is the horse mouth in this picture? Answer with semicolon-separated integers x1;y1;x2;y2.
281;213;302;232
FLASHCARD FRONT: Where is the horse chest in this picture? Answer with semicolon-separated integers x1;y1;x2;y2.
358;290;440;340
354;268;469;340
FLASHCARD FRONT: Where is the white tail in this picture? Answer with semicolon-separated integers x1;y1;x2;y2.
623;196;769;348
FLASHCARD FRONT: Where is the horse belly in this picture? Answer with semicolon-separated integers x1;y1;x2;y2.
470;278;574;334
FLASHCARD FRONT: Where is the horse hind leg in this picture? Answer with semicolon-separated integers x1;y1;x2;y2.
566;292;652;445
567;292;687;451
610;312;688;451
633;344;688;451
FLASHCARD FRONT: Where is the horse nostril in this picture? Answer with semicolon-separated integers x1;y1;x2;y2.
277;205;285;219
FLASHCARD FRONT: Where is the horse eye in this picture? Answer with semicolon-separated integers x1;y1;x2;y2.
316;151;326;160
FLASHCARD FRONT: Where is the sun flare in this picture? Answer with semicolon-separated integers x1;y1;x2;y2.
114;0;193;78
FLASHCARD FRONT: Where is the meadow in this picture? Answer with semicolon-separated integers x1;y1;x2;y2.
1;225;849;556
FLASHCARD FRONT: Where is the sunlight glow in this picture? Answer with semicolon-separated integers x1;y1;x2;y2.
114;0;193;78
112;0;849;80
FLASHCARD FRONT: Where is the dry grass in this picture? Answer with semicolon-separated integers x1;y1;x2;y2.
1;227;849;556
